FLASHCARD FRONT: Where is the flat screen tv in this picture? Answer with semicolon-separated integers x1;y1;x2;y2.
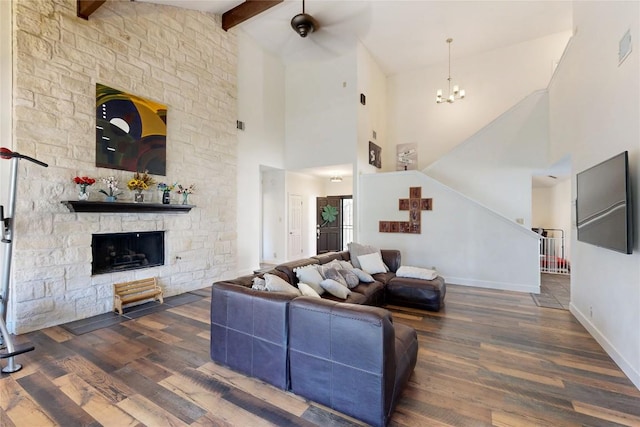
576;151;633;254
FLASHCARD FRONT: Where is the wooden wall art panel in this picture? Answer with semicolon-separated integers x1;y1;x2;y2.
379;186;432;234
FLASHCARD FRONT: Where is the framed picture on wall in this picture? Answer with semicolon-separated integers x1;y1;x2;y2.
95;83;167;175
369;141;381;169
397;142;417;171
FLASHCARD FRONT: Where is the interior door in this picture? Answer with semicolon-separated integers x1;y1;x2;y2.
316;196;342;254
288;194;303;259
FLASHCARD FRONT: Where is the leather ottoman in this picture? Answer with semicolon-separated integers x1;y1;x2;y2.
386;275;446;311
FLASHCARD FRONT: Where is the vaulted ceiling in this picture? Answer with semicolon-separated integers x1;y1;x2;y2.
138;0;573;76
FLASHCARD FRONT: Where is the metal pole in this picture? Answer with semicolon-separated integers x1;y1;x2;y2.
0;157;21;371
0;156;18;324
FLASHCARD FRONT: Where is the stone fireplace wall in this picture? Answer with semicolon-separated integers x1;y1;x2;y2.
9;0;237;333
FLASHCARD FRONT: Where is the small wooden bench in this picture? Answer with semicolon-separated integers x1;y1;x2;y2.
113;277;164;315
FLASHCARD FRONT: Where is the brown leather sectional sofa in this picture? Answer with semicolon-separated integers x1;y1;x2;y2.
210;249;445;426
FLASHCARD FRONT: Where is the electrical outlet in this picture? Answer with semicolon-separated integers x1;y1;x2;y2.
273;252;277;259
589;306;593;318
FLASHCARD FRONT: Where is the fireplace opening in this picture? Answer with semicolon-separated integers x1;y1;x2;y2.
92;231;165;275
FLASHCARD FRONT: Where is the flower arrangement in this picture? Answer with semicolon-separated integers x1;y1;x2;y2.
157;182;175;192
176;184;195;194
127;170;156;192
73;176;96;186
74;176;96;200
99;176;123;199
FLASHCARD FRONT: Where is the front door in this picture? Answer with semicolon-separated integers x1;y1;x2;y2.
316;196;342;254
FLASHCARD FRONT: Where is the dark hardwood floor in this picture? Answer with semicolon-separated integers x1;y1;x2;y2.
2;281;640;426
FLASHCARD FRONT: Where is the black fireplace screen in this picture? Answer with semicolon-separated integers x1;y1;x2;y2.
92;231;164;275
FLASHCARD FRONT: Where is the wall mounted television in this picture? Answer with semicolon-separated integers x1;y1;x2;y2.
576;151;633;254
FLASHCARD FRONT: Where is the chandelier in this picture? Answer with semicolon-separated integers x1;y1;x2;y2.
436;38;465;104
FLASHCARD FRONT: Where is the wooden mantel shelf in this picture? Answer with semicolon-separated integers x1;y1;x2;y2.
62;201;195;213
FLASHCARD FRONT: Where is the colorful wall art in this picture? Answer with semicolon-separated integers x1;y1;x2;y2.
96;83;167;175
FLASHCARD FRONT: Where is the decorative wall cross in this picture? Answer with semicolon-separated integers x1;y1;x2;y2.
379;187;432;234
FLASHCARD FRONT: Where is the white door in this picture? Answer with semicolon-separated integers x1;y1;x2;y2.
288;194;303;259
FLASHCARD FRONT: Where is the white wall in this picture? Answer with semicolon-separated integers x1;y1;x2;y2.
359;171;540;293
548;1;639;388
388;31;572;169
425;91;550;227
532;178;572;261
357;42;389;174
285;53;358;171
532;186;554;227
237;31;285;275
324;175;353;197
261;168;285;265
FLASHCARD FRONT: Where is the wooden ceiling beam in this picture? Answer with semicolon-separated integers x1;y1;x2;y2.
222;0;283;31
77;0;106;20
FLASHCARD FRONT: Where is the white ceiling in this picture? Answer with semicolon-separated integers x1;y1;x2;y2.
139;0;573;75
139;0;574;181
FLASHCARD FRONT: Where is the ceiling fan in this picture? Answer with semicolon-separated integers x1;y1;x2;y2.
290;0;319;38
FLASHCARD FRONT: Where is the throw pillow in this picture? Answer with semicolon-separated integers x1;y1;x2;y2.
396;266;438;280
320;278;351;299
264;273;301;295
357;252;387;275
351;268;374;283
251;277;266;291
338;269;360;289
322;267;348;288
295;265;324;292
338;260;354;270
298;282;321;298
348;242;389;271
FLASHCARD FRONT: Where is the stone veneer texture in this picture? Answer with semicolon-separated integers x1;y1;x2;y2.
10;0;237;333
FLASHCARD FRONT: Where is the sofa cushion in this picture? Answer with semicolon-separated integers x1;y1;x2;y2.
298;282;321;298
387;275;446;311
320;278;351;299
351;268;374;283
264;273;301;295
276;258;319;285
358;252;388;274
295;265;325;295
322;291;367;305
252;277;266;290
321;267;348;287
351;281;385;306
372;271;396;286
396;265;438;280
348;242;389;271
339;269;360;288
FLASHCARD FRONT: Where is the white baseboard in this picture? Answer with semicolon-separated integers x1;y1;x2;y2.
446;276;539;294
570;303;640;391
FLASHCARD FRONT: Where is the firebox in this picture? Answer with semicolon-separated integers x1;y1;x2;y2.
91;231;165;275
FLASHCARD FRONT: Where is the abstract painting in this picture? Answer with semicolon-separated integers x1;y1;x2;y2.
95;83;167;175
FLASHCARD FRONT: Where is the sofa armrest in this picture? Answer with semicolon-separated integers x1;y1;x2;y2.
289;297;397;427
381;249;401;273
